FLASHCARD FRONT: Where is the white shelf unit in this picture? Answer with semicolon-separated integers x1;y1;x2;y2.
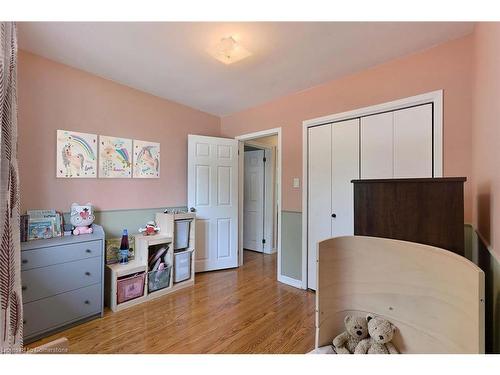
155;212;196;283
105;212;196;312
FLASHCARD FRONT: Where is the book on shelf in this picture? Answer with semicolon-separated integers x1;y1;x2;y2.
26;209;63;240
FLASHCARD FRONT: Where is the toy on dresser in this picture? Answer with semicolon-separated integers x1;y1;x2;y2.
70;203;95;235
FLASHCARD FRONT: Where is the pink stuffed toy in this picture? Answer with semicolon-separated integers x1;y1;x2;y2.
70;203;95;235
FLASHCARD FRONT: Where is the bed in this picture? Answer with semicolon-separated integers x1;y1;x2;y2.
314;236;485;354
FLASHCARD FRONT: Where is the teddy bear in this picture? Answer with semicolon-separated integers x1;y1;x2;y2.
332;314;369;354
70;203;95;235
354;314;399;354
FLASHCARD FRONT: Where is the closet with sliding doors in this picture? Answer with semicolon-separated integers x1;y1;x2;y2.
305;92;441;290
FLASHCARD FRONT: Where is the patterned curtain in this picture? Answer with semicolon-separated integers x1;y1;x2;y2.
0;22;22;353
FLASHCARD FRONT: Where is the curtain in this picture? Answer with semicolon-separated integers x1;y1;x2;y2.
0;22;22;353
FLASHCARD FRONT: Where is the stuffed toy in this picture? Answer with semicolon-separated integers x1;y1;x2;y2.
70;203;95;235
139;221;160;236
354;314;399;354
332;314;369;354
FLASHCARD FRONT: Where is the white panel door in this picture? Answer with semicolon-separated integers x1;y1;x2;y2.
188;135;239;272
331;119;360;237
361;112;394;178
243;150;265;252
393;104;433;178
307;124;332;290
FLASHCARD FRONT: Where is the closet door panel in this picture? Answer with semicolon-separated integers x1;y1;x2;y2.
307;124;332;290
331;118;359;237
361;112;394;178
393;104;433;178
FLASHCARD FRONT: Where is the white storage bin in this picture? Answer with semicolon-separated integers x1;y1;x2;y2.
174;250;191;283
174;219;191;250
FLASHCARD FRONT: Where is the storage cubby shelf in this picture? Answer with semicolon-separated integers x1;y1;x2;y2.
105;213;195;312
106;260;148;278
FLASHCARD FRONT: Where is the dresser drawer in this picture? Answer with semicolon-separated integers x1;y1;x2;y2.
23;283;102;338
21;240;101;271
22;257;102;303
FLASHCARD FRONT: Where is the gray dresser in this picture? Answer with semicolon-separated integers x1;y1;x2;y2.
21;224;105;343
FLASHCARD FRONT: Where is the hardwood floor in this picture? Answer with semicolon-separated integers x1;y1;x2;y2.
27;250;316;353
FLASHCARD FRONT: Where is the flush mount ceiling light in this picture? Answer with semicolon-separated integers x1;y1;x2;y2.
209;36;251;65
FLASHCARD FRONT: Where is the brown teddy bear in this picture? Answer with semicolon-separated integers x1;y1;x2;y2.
354;314;399;354
332;315;369;354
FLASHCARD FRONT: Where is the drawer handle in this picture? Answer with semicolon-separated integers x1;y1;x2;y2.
22;259;28;264
23;320;27;325
85;249;92;254
85;271;91;276
84;300;90;305
22;285;27;291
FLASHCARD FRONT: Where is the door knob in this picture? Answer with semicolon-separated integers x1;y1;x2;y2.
85;272;91;276
189;207;196;212
331;213;337;218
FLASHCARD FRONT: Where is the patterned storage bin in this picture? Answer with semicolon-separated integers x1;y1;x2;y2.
117;272;145;304
148;265;172;293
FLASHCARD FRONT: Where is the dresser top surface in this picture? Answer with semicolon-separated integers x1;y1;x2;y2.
351;177;467;184
21;224;104;251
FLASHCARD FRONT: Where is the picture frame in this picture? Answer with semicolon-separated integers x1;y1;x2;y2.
98;135;133;178
133;140;160;178
56;130;98;178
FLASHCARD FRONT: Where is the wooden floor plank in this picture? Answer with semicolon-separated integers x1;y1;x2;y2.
27;250;316;354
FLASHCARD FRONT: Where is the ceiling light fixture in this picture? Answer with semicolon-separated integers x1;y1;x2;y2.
209;36;251;65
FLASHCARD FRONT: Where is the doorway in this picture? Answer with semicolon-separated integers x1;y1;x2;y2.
236;128;287;285
243;140;276;254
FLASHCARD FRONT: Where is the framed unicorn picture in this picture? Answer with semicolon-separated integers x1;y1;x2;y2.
56;130;98;178
133;140;160;178
98;135;132;178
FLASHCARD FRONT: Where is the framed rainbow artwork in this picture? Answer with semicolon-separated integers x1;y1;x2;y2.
98;135;132;178
56;130;98;178
133;140;160;178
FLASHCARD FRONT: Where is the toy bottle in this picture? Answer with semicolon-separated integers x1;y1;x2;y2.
119;229;129;264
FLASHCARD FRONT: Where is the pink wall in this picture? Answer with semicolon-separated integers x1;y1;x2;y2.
221;35;475;221
472;23;500;257
19;34;477;222
18;51;220;212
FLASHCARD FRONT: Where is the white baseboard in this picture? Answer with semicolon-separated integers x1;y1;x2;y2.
278;274;303;289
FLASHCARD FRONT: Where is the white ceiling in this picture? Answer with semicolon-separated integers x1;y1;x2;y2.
18;22;474;116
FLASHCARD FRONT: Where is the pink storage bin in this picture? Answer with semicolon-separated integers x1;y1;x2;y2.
117;272;145;304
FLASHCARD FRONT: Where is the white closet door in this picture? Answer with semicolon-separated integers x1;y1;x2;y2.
331;119;359;237
393;104;433;178
307;124;332;290
361;112;394;178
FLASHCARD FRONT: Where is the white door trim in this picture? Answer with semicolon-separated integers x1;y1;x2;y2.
236;128;283;283
302;90;443;289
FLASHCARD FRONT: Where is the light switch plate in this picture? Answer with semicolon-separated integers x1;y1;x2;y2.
293;177;300;188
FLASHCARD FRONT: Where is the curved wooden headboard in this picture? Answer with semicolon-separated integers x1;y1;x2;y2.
316;236;485;353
